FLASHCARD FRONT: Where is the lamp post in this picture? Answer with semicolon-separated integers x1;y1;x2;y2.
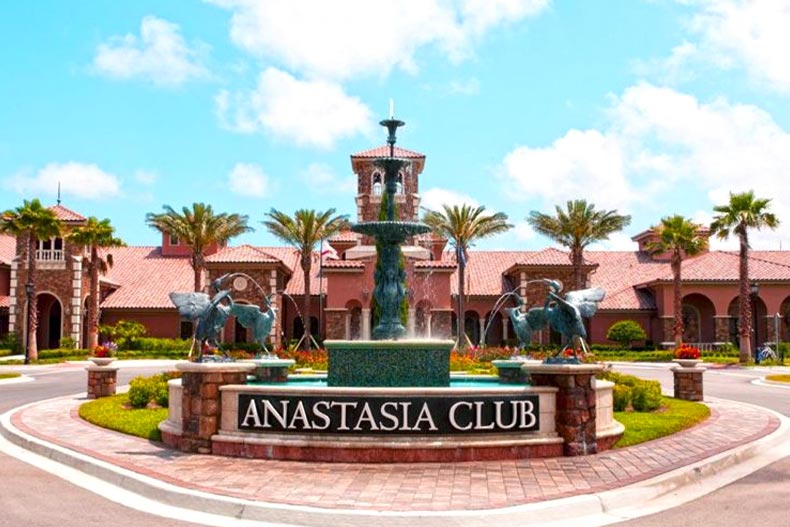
750;281;760;362
24;281;34;365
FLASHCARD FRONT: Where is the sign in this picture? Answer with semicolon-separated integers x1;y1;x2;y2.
237;393;540;435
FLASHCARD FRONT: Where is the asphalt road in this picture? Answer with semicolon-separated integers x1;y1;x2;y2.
0;360;788;527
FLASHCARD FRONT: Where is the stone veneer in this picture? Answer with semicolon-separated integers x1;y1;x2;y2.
86;365;118;398
672;366;704;401
523;363;605;456
172;362;255;454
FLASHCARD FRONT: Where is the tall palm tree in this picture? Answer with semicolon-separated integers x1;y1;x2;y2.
262;208;348;349
423;204;512;347
527;200;631;290
146;203;252;292
0;199;62;362
710;191;779;363
647;215;708;349
67;217;125;350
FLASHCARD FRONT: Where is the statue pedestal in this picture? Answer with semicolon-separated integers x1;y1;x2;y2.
492;359;532;384
522;363;605;456
672;365;704;401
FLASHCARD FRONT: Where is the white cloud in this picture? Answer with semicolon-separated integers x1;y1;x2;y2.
513;221;537;241
498;82;790;249
134;170;157;185
5;162;121;199
420;187;479;213
301;163;356;194
94;16;207;86
216;68;374;148
204;0;548;80
227;163;270;197
448;78;481;95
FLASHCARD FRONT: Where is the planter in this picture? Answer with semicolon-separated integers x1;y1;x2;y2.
673;359;701;368
90;357;116;367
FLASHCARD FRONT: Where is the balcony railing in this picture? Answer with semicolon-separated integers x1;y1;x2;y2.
36;249;64;261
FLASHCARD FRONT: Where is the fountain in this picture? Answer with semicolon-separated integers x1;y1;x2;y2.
160;112;622;462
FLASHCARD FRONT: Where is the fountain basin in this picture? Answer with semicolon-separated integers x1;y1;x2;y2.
325;339;454;387
351;221;431;242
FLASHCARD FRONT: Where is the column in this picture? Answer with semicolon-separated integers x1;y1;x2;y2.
361;308;371;340
344;312;351;340
407;307;416;338
426;313;433;339
502;317;509;341
479;317;486;346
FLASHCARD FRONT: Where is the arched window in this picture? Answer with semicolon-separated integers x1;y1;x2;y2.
372;171;382;196
396;173;403;194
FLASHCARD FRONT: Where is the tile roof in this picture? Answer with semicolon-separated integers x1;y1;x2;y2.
351;145;425;159
206;245;281;264
101;247;193;309
0;234;15;265
511;248;575;266
0;295;8;308
323;260;366;269
328;230;359;243
49;204;86;222
451;251;526;296
585;252;669;310
415;260;456;269
644;251;790;283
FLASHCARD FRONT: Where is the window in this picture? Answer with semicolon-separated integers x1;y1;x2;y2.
396;173;403;194
169;234;179;246
36;238;64;261
372;172;382;196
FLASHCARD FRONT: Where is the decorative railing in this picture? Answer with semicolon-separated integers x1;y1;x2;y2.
36;249;64;261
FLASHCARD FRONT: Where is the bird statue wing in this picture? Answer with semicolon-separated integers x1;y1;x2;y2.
230;303;263;329
526;307;549;330
564;287;606;318
169;292;211;319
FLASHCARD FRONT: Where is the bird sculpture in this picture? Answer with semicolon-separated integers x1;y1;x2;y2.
229;294;277;356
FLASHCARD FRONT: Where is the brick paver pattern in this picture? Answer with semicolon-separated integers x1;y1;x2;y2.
12;397;778;512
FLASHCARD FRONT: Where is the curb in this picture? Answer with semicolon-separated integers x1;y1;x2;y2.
1;395;789;527
0;375;34;385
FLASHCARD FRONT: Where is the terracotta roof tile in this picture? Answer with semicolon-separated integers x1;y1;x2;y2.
328;230;359;243
351;145;425;159
49;204;86;222
512;248;574;266
206;245;281;264
101;247;193;309
0;295;8;308
0;234;15;265
451;251;526;296
647;251;790;283
415;260;456;269
323;260;365;269
585;252;669;310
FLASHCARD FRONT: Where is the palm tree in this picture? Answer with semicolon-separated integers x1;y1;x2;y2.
710;191;779;363
262;208;348;349
647;215;708;349
67;217;125;350
146;203;252;292
423;204;512;347
527;200;631;291
0;199;62;362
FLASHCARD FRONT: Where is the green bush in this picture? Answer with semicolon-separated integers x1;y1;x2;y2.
127;337;190;352
0;333;21;353
128;372;178;409
59;336;76;349
100;320;148;350
631;380;663;412
612;384;631;411
606;320;647;349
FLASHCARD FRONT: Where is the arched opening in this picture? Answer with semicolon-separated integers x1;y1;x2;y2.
36;293;62;350
681;293;715;343
415;301;432;338
780;296;790;342
345;300;363;340
293;316;320;344
727;295;767;353
372;171;382;196
483;311;504;346
464;311;480;346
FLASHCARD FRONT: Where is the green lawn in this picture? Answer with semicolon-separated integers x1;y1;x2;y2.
79;393;168;441
614;397;711;448
0;372;21;380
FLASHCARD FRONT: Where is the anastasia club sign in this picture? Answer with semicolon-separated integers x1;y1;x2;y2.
238;393;540;435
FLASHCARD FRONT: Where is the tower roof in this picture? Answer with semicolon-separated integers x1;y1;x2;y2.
351;145;425;159
48;204;86;223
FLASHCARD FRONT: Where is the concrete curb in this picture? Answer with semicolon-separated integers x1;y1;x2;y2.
0;375;34;385
1;395;789;527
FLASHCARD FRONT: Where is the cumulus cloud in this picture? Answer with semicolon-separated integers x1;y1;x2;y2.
216;67;374;148
301;163;356;194
420;187;479;213
204;0;548;80
227;162;270;197
498;82;790;249
94;16;208;86
5;162;121;199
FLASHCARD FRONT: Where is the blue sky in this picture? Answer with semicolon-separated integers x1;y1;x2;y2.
2;0;790;251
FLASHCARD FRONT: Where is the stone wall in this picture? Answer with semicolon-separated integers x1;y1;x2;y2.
86;365;118;398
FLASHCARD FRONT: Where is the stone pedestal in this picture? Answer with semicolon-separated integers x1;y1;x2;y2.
672;366;704;401
176;362;255;453
86;366;118;399
242;358;296;383
522;363;604;456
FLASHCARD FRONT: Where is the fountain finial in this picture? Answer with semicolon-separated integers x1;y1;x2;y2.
379;103;404;158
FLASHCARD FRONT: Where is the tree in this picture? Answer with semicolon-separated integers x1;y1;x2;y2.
606;320;647;349
67;217;125;350
710;191;779;363
146;203;252;292
527;200;631;291
0;199;62;362
262;208;348;349
646;215;708;349
423;204;512;347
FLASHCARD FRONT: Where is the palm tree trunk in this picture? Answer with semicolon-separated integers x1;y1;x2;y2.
738;230;752;363
571;248;584;291
457;248;466;349
192;252;205;292
672;251;683;348
302;255;312;351
26;231;39;362
88;246;100;350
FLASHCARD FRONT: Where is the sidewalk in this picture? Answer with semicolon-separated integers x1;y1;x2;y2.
1;393;788;526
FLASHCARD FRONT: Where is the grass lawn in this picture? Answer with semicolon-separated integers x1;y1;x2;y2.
614;397;711;448
765;374;790;383
0;372;21;380
79;393;168;441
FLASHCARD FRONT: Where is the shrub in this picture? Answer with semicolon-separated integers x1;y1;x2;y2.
128;372;178;409
606;320;647;349
100;320;147;350
0;333;21;353
631;380;663;412
59;336;76;349
613;384;631;411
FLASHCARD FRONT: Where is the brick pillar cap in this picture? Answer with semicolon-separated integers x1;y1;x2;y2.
522;363;605;375
176;362;256;373
85;366;120;372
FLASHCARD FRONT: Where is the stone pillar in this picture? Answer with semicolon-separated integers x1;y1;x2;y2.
672;366;704;401
661;316;674;344
714;316;731;343
407;307;416;338
344;312;351;340
523;363;604;456
324;308;346;340
177;362;255;454
86;365;118;398
479;318;486;345
426;313;433;338
361;308;371;340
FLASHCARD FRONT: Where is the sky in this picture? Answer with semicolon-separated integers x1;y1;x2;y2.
2;0;790;252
